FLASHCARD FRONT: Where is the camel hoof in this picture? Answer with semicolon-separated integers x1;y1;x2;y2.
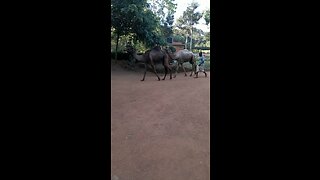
141;79;144;81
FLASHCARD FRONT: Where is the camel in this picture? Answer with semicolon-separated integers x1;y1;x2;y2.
164;48;196;78
126;45;172;81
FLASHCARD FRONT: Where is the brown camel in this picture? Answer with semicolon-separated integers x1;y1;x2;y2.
164;48;196;78
126;45;172;81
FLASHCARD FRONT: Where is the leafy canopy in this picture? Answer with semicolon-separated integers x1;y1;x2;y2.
111;0;169;47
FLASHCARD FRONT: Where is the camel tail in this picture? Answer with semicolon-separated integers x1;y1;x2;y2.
189;55;194;64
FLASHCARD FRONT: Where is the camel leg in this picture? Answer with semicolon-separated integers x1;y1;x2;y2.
163;55;173;80
141;63;147;81
162;65;168;80
163;64;172;80
190;56;195;76
148;56;161;81
181;63;187;76
173;64;177;78
190;64;195;77
171;64;176;78
174;64;180;78
150;64;161;81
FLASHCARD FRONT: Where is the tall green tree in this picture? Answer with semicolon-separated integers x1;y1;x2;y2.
204;31;210;47
147;0;177;43
192;28;206;47
111;0;164;60
111;0;139;60
203;9;210;25
175;2;202;51
172;29;184;42
173;24;189;48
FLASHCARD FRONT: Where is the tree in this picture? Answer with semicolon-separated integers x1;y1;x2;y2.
203;9;210;26
162;13;175;38
192;28;206;47
111;0;139;60
172;29;186;43
175;2;202;51
111;0;165;60
173;23;189;48
147;0;177;44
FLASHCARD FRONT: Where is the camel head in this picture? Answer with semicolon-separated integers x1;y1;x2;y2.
163;46;172;54
124;45;147;63
125;45;136;54
163;47;176;62
124;45;138;64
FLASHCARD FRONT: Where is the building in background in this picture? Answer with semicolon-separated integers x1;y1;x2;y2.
167;37;186;52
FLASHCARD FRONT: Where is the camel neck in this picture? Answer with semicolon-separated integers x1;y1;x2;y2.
167;51;176;60
132;51;145;62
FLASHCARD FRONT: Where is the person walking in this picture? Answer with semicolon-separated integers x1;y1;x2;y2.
195;51;207;78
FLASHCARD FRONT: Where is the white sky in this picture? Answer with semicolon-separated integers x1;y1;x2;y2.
173;0;210;32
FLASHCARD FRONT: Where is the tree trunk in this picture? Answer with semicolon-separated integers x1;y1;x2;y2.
185;35;188;50
190;27;193;51
115;33;120;61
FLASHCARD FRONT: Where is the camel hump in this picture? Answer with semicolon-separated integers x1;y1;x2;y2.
153;46;162;51
180;49;193;54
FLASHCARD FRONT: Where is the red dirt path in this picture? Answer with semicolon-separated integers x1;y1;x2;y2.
111;63;210;180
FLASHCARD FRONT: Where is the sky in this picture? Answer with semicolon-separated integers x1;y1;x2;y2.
173;0;210;32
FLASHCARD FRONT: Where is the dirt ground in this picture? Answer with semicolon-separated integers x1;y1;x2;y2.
111;62;210;180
